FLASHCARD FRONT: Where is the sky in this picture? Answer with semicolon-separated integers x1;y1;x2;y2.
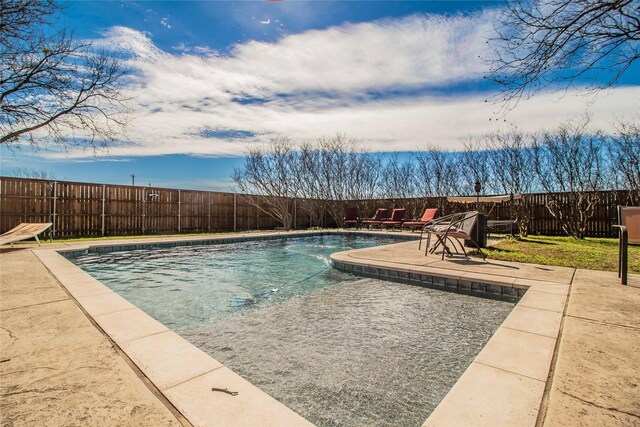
1;0;639;190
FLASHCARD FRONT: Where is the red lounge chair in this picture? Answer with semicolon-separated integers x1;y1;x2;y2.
361;208;389;229
343;206;359;229
381;208;406;230
402;208;438;231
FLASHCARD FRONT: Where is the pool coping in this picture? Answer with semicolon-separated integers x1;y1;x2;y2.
33;230;569;427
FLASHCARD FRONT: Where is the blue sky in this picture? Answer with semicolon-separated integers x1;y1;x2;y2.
2;0;639;190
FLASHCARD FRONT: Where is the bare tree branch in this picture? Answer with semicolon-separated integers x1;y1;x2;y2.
0;0;129;150
232;137;296;229
531;115;605;238
608;118;640;203
488;0;640;110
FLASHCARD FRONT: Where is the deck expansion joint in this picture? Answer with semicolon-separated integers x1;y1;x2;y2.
473;361;547;383
0;297;71;312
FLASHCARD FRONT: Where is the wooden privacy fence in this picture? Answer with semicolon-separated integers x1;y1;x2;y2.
350;190;638;238
0;177;637;238
0;177;312;238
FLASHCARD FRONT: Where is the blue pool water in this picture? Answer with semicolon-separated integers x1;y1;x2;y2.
70;234;404;331
70;234;514;427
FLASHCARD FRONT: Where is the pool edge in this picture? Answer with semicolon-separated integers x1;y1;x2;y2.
34;230;568;427
33;235;323;427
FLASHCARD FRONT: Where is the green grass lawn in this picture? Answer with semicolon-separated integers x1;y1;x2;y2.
485;235;640;274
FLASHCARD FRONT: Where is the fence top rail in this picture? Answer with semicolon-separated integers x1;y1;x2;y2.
2;176;635;202
0;176;241;197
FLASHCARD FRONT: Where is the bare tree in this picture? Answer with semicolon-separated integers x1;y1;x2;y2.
414;146;460;197
532;117;606;238
317;135;349;226
236;135;383;229
1;0;129;150
380;155;417;199
9;167;57;179
483;127;537;235
313;135;383;227
489;0;640;109
378;155;420;217
343;146;383;223
290;141;324;227
345;149;382;202
457;138;494;195
232;137;297;229
608;118;640;204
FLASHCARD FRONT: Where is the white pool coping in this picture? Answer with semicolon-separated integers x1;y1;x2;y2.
33;231;569;427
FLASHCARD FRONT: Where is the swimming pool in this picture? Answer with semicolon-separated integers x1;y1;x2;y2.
70;234;514;426
70;234;405;331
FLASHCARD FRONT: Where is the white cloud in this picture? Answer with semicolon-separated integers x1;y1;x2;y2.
160;16;171;29
97;26;162;61
53;13;640;160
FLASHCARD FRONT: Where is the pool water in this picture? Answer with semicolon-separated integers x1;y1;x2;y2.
71;234;403;331
71;234;514;426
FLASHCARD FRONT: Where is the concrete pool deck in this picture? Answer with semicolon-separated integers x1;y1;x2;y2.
1;230;639;426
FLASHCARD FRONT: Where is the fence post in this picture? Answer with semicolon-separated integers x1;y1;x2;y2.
233;193;237;232
256;197;259;229
101;184;106;236
177;190;181;233
293;198;297;230
208;192;211;232
142;188;146;234
41;182;46;229
51;181;57;239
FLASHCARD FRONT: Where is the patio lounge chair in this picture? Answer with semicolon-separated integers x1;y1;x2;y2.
402;208;438;232
381;208;406;230
361;208;389;229
343;206;359;229
0;223;52;247
615;206;640;285
421;211;484;260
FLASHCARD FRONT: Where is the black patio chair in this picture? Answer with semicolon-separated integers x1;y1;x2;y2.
614;205;640;285
421;211;485;260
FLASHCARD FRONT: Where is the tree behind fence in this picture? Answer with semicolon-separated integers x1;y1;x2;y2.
0;177;635;238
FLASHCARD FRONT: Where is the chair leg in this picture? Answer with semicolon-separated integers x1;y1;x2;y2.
449;238;462;255
440;233;452;260
618;236;622;279
425;233;434;256
468;237;485;259
458;239;467;257
429;234;444;256
621;230;628;285
440;241;453;260
618;234;623;278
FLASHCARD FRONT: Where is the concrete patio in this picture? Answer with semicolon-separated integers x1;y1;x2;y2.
1;231;639;426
